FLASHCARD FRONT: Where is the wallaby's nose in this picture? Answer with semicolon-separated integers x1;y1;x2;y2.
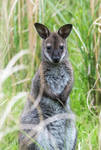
53;56;60;63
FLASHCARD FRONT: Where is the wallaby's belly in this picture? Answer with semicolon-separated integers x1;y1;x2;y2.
45;64;70;95
19;97;76;150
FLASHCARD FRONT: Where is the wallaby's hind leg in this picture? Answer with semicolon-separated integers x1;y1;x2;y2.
19;144;28;150
72;133;77;150
65;119;77;150
65;98;77;150
28;143;38;150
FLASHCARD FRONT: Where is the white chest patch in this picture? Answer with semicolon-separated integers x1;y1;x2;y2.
45;65;70;95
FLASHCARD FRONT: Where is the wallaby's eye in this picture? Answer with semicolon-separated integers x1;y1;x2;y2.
47;45;51;50
59;45;64;51
46;44;51;51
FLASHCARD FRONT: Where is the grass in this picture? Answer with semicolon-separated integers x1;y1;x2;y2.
0;0;101;149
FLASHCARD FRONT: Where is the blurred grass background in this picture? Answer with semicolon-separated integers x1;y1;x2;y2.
0;0;101;149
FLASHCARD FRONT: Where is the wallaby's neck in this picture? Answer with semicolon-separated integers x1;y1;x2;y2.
41;59;68;68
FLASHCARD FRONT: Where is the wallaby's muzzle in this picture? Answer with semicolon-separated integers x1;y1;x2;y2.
52;55;60;63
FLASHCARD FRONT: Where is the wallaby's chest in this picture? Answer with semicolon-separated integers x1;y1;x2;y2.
44;64;70;94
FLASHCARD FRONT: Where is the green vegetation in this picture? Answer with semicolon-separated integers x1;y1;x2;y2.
0;0;101;149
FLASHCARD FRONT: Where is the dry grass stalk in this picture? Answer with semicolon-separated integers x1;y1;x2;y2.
12;78;30;86
26;0;39;72
90;1;101;149
90;0;95;17
8;0;18;24
26;0;35;53
0;50;29;98
95;2;101;105
0;92;27;129
18;0;23;50
90;0;101;105
73;26;88;53
99;112;101;150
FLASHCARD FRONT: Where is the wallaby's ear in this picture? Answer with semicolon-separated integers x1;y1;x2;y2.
34;23;50;39
58;24;72;39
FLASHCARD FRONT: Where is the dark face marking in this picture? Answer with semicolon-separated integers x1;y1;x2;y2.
43;33;67;63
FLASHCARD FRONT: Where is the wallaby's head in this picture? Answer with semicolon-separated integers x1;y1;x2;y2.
34;23;72;64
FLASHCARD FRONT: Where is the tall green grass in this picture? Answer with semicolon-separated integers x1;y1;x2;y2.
0;0;101;149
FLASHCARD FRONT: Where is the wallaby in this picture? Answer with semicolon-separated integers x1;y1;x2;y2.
19;23;77;150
